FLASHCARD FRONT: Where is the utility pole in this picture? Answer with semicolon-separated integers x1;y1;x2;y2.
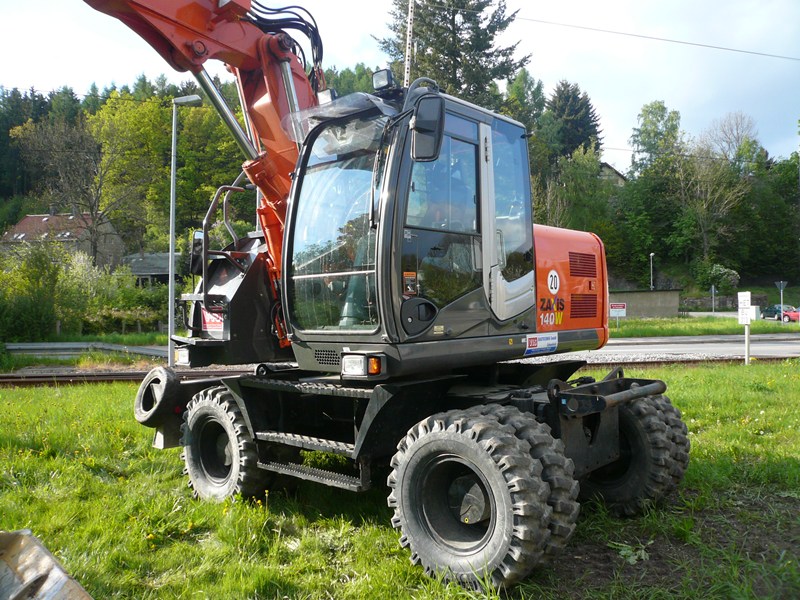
169;94;203;367
404;0;415;87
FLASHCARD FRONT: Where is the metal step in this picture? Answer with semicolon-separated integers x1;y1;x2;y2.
257;460;369;492
180;293;227;304
245;377;373;399
256;431;355;456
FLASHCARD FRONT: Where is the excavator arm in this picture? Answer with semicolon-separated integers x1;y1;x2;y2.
84;0;323;346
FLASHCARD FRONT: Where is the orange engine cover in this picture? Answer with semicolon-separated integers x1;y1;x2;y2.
533;224;609;349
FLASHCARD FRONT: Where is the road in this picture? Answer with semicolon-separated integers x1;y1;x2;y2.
581;333;800;363
6;333;800;366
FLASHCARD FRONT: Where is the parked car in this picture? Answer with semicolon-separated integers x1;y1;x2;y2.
763;304;796;320
781;309;800;322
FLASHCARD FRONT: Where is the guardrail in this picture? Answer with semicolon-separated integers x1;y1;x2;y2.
5;342;168;359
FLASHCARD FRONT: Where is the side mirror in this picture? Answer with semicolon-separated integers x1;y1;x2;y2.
410;95;444;162
189;230;204;275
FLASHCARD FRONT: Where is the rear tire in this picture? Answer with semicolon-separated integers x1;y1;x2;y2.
579;398;672;516
652;395;690;494
181;386;267;501
387;409;551;588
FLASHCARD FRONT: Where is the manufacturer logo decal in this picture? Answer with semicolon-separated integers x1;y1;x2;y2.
201;308;224;331
524;332;558;356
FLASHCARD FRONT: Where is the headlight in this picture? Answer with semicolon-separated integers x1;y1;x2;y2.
372;69;396;91
175;347;190;366
341;353;383;378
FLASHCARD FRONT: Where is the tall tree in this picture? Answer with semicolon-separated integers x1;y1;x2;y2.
557;143;612;233
81;83;104;115
11;118;110;262
545;80;601;157
702;111;763;176
676;140;749;262
88;91;171;253
531;143;612;234
132;74;156;101
0;87;48;197
629;100;683;177
625;101;691;265
502;68;545;133
324;64;377;95
379;0;528;110
47;87;82;125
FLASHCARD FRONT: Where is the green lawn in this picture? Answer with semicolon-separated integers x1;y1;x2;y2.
610;316;800;338
1;362;799;598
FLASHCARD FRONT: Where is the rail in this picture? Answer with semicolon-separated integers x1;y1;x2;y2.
0;369;251;388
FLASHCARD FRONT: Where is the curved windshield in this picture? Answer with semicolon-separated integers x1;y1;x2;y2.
288;113;387;331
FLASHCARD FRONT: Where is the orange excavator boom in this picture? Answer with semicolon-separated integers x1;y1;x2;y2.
84;0;323;345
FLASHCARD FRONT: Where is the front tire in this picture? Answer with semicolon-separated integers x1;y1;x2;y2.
387;410;551;588
465;404;580;561
181;386;267;501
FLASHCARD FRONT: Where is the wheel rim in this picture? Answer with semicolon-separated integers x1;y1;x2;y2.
197;417;233;483
414;453;496;554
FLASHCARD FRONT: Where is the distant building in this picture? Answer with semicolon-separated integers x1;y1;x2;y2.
122;252;181;285
0;212;125;267
600;162;627;187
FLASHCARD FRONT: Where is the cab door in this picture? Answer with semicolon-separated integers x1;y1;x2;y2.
480;119;535;321
397;112;485;338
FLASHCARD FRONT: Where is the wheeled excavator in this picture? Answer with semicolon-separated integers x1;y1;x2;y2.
85;0;690;588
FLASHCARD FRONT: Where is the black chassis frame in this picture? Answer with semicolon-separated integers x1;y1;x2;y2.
151;360;666;486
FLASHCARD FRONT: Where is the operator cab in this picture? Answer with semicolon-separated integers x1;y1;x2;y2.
283;79;539;380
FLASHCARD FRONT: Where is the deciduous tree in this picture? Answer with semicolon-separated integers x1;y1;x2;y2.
676;140;749;262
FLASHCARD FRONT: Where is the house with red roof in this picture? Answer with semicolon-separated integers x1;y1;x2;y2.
1;212;125;267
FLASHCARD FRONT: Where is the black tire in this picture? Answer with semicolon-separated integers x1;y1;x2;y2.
783;314;791;323
579;398;672;516
465;404;580;561
181;386;267;501
134;367;181;427
651;395;690;494
387;410;551;589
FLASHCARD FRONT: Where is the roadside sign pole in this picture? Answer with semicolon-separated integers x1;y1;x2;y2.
609;303;627;330
745;322;750;365
775;281;788;323
738;291;752;365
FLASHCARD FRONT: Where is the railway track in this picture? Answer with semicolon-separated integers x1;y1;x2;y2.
0;357;754;387
0;369;252;387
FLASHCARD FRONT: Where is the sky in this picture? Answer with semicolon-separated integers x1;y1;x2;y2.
2;0;799;171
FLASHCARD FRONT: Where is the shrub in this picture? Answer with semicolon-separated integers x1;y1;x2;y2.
0;247;169;340
0;243;60;341
693;260;740;295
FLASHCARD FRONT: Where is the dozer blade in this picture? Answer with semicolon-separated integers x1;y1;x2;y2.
0;530;92;599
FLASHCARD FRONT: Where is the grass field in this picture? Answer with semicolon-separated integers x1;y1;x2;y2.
610;316;800;338
1;362;799;599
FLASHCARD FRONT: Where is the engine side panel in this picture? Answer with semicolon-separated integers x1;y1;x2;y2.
533;224;609;349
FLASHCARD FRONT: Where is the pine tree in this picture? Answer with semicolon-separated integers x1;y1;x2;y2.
545;80;602;157
379;0;528;111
